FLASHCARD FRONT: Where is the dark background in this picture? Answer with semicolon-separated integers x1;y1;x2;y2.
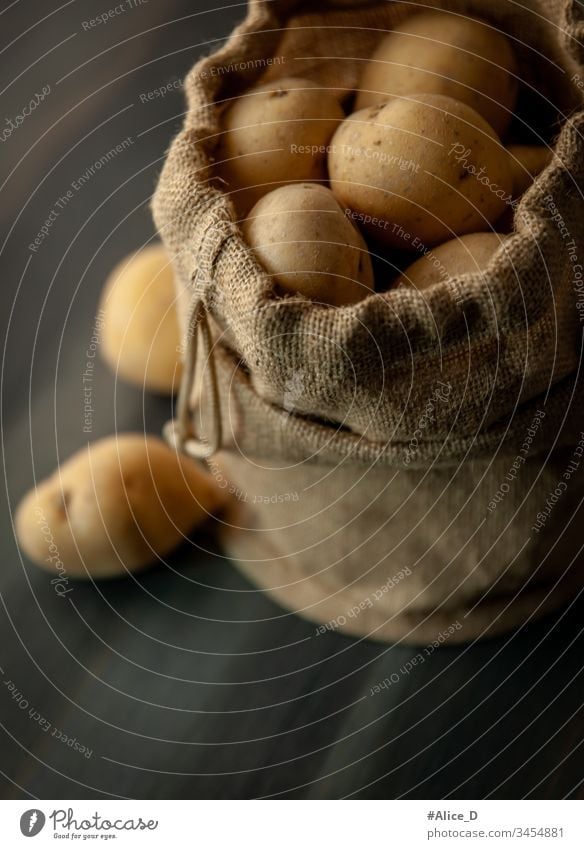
1;0;584;799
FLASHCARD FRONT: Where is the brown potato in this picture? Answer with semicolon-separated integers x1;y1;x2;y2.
356;11;517;137
507;145;553;197
242;183;374;306
216;77;344;216
15;435;226;580
328;94;513;250
396;232;508;290
100;244;182;395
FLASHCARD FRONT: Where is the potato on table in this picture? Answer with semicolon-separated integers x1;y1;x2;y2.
100;244;182;395
356;11;517;137
243;183;374;306
15;435;227;579
216;77;344;216
328;94;513;250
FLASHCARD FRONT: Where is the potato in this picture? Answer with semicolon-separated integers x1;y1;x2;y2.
507;145;553;197
242;183;374;305
15;435;226;580
216;77;344;215
100;245;182;395
355;11;517;137
396;232;508;290
328;94;513;250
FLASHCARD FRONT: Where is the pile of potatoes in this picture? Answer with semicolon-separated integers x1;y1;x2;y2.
16;10;556;583
218;10;553;301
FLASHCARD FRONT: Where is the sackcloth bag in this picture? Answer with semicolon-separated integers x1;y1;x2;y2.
153;0;584;644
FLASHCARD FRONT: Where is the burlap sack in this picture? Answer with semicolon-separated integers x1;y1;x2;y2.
153;0;584;644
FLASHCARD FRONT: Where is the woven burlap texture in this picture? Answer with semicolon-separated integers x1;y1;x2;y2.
153;0;584;644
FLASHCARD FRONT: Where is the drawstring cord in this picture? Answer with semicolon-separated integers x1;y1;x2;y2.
164;214;234;460
163;291;222;459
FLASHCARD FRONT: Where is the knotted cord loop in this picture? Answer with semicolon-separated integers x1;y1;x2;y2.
164;213;236;460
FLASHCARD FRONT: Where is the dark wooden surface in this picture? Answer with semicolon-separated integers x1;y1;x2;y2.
1;0;584;800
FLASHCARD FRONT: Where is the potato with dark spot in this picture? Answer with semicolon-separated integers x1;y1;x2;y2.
100;245;182;395
243;183;374;306
216;77;344;216
328;94;513;250
396;232;509;290
356;11;517;137
507;145;553;197
15;435;227;579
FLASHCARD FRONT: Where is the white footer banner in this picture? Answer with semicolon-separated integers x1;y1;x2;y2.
0;800;582;847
